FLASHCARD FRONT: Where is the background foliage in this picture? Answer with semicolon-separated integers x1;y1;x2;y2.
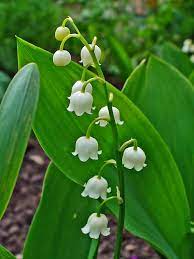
0;0;193;78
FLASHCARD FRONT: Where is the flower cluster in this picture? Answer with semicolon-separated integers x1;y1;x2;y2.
182;39;194;63
53;17;147;240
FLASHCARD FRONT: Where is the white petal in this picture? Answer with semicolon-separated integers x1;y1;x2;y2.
101;227;110;237
89;230;100;239
78;153;90;162
100;192;107;200
67;105;73;112
72;151;78;156
81;190;88;197
118;120;124;125
107;187;111;193
81;225;90;234
98;150;102;155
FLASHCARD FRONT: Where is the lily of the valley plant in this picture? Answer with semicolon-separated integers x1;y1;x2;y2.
53;17;147;258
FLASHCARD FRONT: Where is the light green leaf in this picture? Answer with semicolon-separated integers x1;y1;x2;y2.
123;56;194;217
0;245;16;259
17;38;191;259
0;63;39;219
23;162;99;259
160;42;194;77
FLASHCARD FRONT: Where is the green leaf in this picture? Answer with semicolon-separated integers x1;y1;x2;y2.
108;36;133;80
189;71;194;85
0;71;10;103
0;63;39;219
23;163;99;259
123;56;194;217
160;42;194;77
17;38;191;259
0;245;16;259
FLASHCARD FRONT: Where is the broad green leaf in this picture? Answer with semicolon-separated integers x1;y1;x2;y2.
123;56;194;217
0;245;16;259
107;36;133;80
23;163;98;259
189;71;194;85
17;38;191;259
160;42;194;77
0;71;10;103
0;63;39;219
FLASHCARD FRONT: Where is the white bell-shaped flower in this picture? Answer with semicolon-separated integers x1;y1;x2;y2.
190;55;194;63
96;106;124;127
55;26;70;41
122;146;146;171
80;44;101;67
67;91;93;116
53;50;71;66
72;136;102;162
81;175;111;200
81;213;110;239
70;80;93;95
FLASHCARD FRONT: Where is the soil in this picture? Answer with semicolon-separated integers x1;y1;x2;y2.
0;139;160;259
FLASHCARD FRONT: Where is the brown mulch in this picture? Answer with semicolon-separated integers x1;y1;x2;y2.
0;139;160;259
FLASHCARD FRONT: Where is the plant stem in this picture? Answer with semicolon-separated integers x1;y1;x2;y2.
68;19;125;259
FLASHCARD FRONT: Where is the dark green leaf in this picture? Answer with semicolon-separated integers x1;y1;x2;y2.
23;163;98;259
0;63;39;219
17;38;191;259
0;71;10;103
108;36;133;80
160;42;194;77
123;56;194;217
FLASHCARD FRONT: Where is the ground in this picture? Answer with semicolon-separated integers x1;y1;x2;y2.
0;139;160;259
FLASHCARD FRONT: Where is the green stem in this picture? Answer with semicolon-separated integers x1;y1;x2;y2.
119;138;138;152
81;77;104;92
59;33;79;50
86;117;109;138
97;196;118;217
67;18;125;259
98;159;116;177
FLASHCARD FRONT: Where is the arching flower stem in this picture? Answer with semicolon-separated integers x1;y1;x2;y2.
86;117;109;139
98;159;117;178
119;138;138;152
81;77;105;92
97;196;122;217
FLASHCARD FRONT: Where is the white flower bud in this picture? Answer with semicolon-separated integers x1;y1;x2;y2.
80;44;101;67
53;50;71;66
55;26;70;41
190;45;194;53
183;39;192;46
81;213;110;239
67;91;93;116
190;55;194;63
72;136;102;162
82;175;111;200
122;146;146;171
182;45;190;53
70;80;93;95
96;106;124;127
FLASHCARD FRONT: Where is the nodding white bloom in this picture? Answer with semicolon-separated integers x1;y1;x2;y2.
81;175;111;200
96;106;124;127
70;80;93;95
80;44;101;67
55;26;70;41
53;50;71;66
183;39;192;46
122;146;146;171
67;91;93;116
190;55;194;63
81;213;110;239
182;45;190;53
72;136;102;162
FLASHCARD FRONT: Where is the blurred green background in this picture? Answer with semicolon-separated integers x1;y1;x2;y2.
0;0;194;87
